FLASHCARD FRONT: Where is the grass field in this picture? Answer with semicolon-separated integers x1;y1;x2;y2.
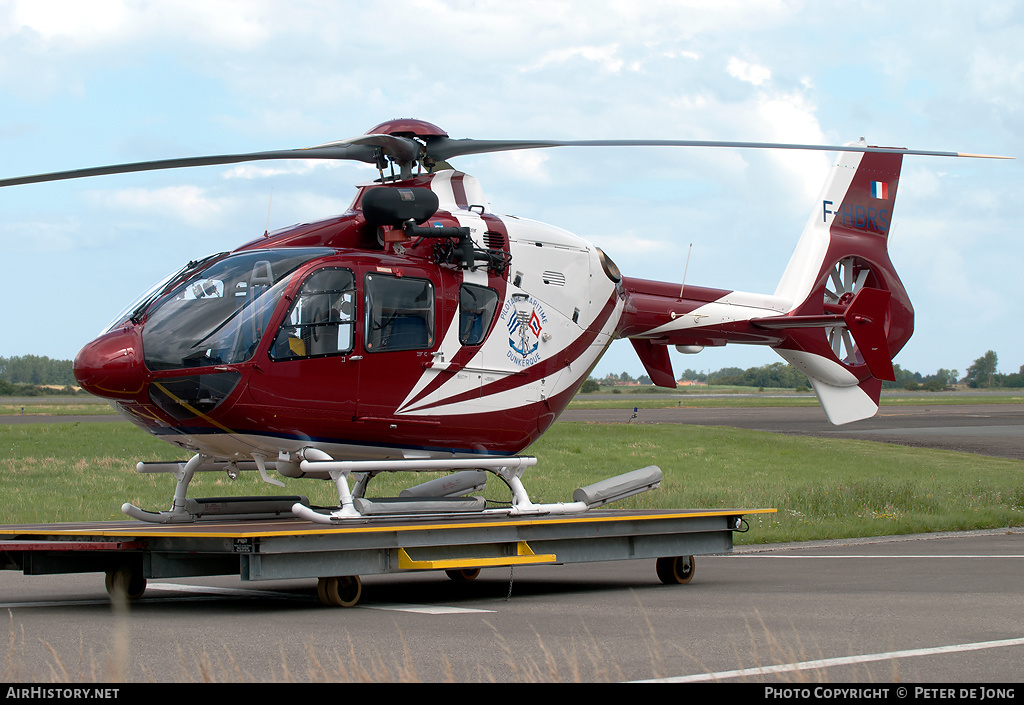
2;418;1021;543
0;402;118;416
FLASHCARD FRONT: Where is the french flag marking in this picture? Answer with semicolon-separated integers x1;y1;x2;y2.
871;181;889;199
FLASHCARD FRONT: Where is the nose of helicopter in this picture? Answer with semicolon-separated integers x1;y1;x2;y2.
73;325;148;399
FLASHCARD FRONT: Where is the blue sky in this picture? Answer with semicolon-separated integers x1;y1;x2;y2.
1;0;1020;381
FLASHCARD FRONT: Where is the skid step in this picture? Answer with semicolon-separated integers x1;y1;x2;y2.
185;495;310;517
397;541;557;570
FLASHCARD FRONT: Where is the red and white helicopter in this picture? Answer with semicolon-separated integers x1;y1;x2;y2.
1;119;1005;524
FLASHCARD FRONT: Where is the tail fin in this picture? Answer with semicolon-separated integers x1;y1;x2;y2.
619;143;913;425
756;144;913;423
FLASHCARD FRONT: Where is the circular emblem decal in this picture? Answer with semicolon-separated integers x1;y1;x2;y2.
500;296;548;367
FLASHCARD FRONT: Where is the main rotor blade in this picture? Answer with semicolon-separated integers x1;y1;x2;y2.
1;131;1009;190
0;144;379;189
425;137;1013;162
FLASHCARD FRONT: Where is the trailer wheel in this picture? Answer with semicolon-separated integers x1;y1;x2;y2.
318;575;362;607
656;556;695;585
445;568;481;582
105;567;147;600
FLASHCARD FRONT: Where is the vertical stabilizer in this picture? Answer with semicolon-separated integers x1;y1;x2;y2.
768;145;912;423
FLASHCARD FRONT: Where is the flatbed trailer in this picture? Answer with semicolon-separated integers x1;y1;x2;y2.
0;508;775;607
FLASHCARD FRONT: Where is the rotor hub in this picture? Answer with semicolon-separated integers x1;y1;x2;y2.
365;118;448;139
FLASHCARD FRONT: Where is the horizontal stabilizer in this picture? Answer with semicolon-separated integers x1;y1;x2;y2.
751;287;894;381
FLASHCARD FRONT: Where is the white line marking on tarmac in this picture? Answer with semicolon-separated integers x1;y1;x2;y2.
149;584;494;612
1;586;493;614
0;583;301;609
150;584;495;613
365;603;495;615
146;582;296;598
634;636;1024;683
0;599;112;609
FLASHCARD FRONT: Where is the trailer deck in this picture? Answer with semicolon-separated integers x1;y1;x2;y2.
0;507;775;607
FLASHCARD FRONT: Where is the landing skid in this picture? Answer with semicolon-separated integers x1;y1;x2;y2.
121;449;663;525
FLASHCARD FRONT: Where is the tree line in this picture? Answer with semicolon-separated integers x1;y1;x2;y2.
0;356;77;386
584;350;1023;392
590;363;813;391
0;355;82;396
961;350;1023;388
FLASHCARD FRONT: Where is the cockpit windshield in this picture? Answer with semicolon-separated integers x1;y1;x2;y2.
142;248;332;370
101;253;228;335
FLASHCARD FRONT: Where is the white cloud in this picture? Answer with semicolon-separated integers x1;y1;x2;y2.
270;192;352;227
4;0;271;48
522;44;625;74
661;49;701;61
5;218;81;253
752;91;829;203
589;230;670;256
970;50;1024;110
4;0;131;41
491;151;553;184
220;160;343;180
727;57;772;86
89;185;239;228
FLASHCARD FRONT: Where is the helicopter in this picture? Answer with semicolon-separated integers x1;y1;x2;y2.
0;118;1007;524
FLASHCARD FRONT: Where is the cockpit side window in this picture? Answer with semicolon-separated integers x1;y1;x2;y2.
458;283;499;346
364;273;434;352
270;267;356;361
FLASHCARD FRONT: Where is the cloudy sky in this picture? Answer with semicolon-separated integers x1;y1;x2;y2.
1;0;1020;381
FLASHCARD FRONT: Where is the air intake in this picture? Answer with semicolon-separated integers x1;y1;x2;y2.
484;231;506;250
542;271;566;286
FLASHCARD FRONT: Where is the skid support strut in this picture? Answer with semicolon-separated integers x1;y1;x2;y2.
290;452;540;524
122;453;209;524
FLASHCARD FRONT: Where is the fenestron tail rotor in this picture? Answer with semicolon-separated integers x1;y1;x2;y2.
824;257;872;365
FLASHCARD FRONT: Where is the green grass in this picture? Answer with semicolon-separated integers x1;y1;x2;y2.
533;423;1023;543
2;420;1021;543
